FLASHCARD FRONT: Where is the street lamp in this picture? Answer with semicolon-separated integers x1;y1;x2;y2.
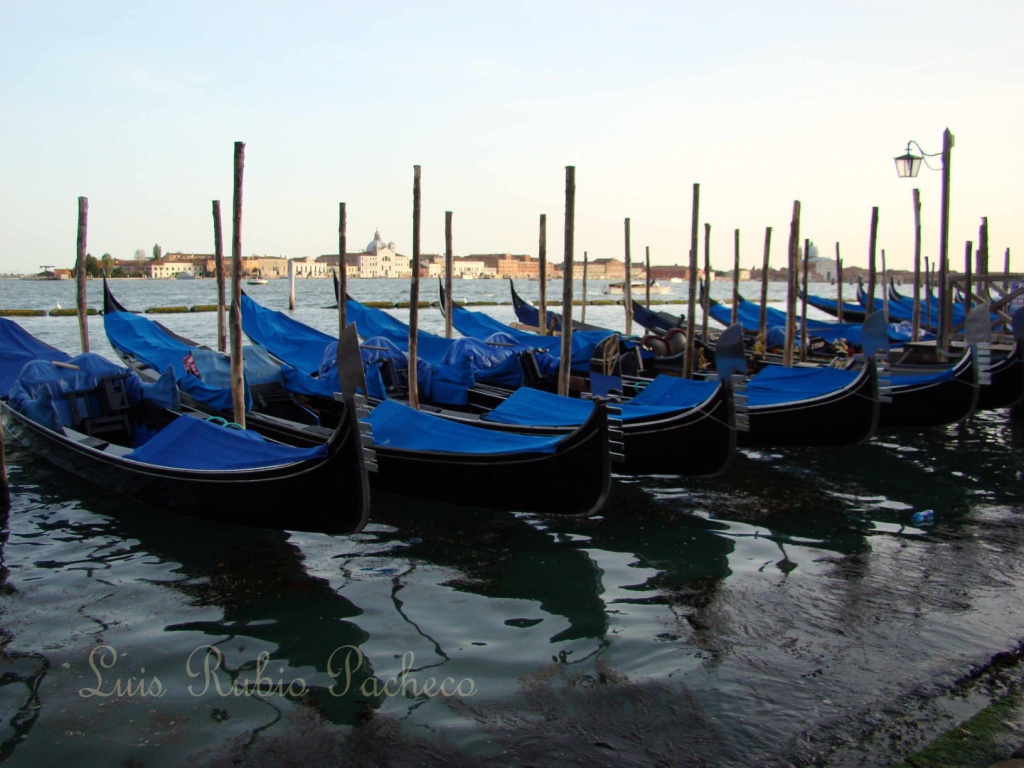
894;129;954;352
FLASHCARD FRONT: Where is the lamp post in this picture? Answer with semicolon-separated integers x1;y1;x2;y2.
894;128;954;353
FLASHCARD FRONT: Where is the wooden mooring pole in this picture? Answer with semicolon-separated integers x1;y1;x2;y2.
701;223;711;346
538;213;547;335
229;142;246;429
558;166;575;397
731;229;740;326
338;203;347;331
912;189;922;342
581;251;588;324
76;197;89;353
836;242;844;323
783;201;800;368
408;165;421;410
867;206;879;317
213;200;226;353
800;237;809;362
759;227;772;345
624;218;632;336
684;184;700;379
444;211;453;339
645;246;651;309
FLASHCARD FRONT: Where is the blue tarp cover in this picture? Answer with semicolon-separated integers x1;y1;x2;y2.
369;398;563;455
715;298;930;345
483;387;596;427
8;353;179;433
450;305;617;367
746;365;860;407
345;299;455;363
123;414;327;469
0;318;72;397
106;307;330;410
241;293;335;374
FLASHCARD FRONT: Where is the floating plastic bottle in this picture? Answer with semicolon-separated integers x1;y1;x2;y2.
911;509;935;526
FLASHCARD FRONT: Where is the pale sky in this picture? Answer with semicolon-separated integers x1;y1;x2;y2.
1;1;1020;275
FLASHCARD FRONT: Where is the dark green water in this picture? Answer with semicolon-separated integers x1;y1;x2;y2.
0;279;1022;766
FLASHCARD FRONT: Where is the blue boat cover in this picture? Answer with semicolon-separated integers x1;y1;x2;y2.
368;398;563;455
745;365;860;407
8;353;179;434
0;318;72;397
481;375;718;428
450;305;618;367
717;298;930;345
805;294;866;317
344;299;455;363
122;414;327;469
241;293;335;374
483;387;596;427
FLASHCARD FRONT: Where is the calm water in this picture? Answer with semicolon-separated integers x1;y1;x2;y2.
0;277;1022;767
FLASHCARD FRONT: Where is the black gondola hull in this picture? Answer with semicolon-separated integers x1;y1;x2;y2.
880;350;978;429
739;361;879;448
2;402;370;534
977;344;1024;410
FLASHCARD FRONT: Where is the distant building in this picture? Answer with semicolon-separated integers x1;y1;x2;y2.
357;229;410;278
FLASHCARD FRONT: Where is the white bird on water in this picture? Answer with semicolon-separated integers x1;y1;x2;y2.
55;301;61;310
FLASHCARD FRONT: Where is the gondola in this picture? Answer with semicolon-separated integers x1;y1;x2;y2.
0;318;371;534
443;288;881;448
103;281;612;516
508;279;616;334
249;287;738;477
702;292;978;428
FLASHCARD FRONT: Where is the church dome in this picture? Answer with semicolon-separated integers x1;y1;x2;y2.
366;229;388;254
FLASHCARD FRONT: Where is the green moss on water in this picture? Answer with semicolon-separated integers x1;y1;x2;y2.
363;301;395;308
190;304;218;312
0;309;46;316
393;301;431;309
895;691;1024;768
145;306;189;314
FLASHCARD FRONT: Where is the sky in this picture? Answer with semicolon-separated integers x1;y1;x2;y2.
1;0;1021;275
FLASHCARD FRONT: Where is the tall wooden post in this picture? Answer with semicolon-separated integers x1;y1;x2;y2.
836;242;844;323
731;229;740;325
645;246;651;309
444;211;453;338
624;217;633;336
799;238;810;361
1005;248;1011;292
581;251;588;324
881;248;889;325
338;203;347;332
978;217;989;295
538;213;547;335
925;256;932;334
937;128;954;352
867;207;879;316
408;166;421;409
213;200;226;353
558;167;575;397
684;184;700;379
912;189;922;342
759;227;772;343
701;223;711;345
783;201;800;367
288;259;296;311
964;241;973;319
229;141;246;428
74;197;90;353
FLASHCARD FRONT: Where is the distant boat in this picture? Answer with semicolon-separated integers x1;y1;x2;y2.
175;272;196;280
247;279;269;285
606;279;671;296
